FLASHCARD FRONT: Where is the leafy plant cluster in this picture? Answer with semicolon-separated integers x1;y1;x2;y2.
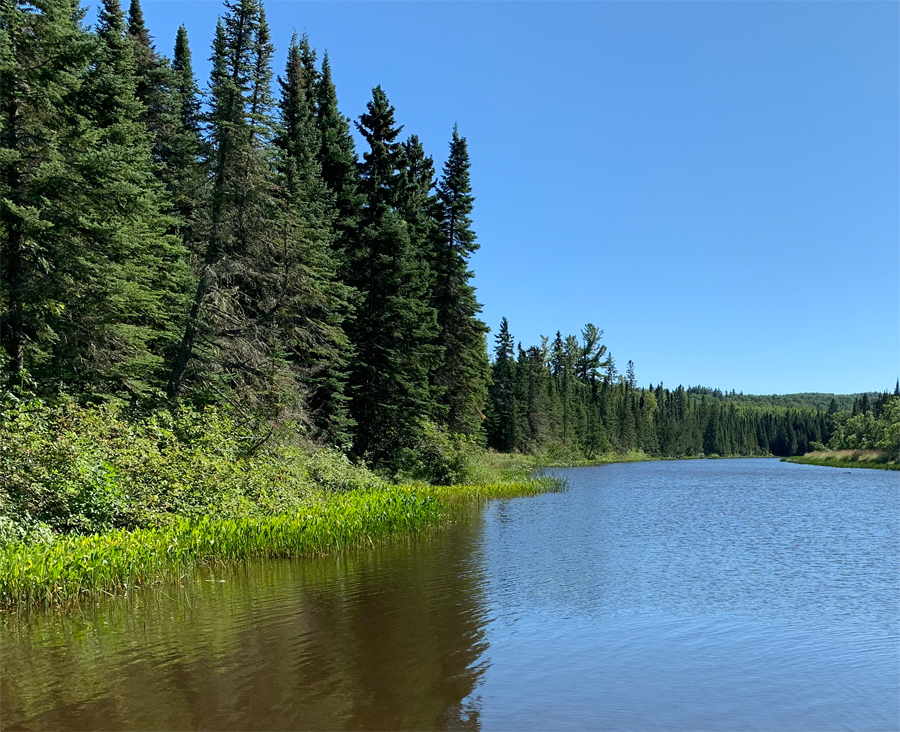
0;474;564;607
0;397;384;543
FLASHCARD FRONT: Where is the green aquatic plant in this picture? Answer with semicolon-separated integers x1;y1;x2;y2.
0;479;564;608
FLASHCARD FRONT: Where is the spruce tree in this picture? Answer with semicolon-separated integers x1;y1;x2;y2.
346;86;439;468
126;0;176;169
168;0;303;427
432;126;491;435
1;0;94;385
315;51;363;275
1;0;188;396
70;0;190;396
274;34;353;445
166;25;205;250
400;134;445;420
486;317;521;451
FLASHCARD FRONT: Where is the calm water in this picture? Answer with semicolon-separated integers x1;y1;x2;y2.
2;459;898;731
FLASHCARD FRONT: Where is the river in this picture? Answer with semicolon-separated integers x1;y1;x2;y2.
2;459;897;730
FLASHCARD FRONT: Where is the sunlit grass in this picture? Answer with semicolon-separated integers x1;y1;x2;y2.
783;450;898;471
0;478;564;608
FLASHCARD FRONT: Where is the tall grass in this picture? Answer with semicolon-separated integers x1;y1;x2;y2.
0;479;563;608
783;450;898;471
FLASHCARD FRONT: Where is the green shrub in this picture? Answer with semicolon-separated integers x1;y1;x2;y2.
395;421;502;486
0;398;382;540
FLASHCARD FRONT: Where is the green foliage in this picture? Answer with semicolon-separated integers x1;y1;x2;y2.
783;452;899;470
0;476;563;607
826;395;900;455
396;421;494;486
4;0;881;486
485;317;837;460
1;0;189;397
430;126;490;436
274;33;353;446
346;87;440;469
0;398;383;539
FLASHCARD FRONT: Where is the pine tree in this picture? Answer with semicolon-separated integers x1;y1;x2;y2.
346;86;439;468
431;126;491;435
576;323;610;380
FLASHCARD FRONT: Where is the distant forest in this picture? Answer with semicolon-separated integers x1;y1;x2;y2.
482;319;897;459
1;0;891;470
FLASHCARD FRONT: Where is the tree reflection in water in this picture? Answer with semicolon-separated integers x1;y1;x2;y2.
1;518;489;731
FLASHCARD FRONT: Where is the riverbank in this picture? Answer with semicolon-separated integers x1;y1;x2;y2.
782;450;899;471
0;399;570;608
0;479;563;608
0;399;805;609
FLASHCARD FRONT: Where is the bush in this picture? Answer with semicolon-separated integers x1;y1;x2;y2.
395;421;473;485
0;397;383;541
394;421;526;486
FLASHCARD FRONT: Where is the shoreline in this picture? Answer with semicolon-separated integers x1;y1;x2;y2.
0;479;564;610
781;455;898;471
781;448;898;471
531;452;779;470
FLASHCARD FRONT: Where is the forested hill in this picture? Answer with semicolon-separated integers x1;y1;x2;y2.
684;389;867;412
1;0;890;472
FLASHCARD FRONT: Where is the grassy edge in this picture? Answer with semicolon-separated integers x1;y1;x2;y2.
0;478;564;609
781;456;899;471
524;451;774;470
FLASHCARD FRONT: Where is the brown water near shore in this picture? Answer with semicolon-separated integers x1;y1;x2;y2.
2;459;897;731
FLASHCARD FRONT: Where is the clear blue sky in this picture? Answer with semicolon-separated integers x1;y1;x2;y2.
117;1;898;395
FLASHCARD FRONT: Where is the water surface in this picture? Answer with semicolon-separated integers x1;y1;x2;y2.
2;459;897;730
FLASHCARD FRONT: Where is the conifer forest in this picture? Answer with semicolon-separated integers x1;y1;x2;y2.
1;0;895;484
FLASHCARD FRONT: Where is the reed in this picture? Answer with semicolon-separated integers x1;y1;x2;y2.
782;452;898;471
0;478;563;608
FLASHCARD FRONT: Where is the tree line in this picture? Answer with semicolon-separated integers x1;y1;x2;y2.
3;0;873;471
2;0;488;470
483;319;841;459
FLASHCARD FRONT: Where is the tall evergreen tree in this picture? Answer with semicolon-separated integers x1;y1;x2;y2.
167;0;305;427
69;0;190;396
126;0;176;168
486;317;520;451
346;86;439;468
274;33;353;445
1;0;188;396
315;51;363;275
432;126;490;435
1;0;94;385
166;25;205;249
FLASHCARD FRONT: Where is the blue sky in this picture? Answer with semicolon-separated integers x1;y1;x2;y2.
119;1;897;395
